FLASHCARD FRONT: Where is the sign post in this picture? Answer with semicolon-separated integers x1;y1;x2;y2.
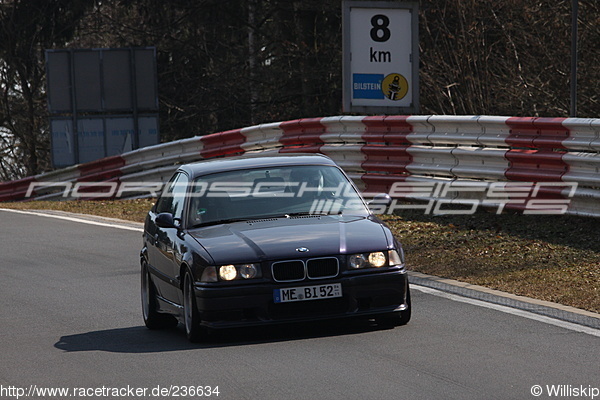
343;1;419;114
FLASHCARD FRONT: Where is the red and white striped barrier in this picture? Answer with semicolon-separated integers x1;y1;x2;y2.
1;115;599;217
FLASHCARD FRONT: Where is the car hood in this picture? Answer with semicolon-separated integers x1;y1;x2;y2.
188;215;391;265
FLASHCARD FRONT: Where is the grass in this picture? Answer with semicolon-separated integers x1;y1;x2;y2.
1;199;154;223
381;211;600;314
1;200;599;313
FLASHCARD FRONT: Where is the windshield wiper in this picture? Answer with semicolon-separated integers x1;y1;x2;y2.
190;212;343;228
189;217;255;229
285;211;338;217
253;211;342;219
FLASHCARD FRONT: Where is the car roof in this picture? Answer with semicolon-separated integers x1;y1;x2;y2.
178;153;338;178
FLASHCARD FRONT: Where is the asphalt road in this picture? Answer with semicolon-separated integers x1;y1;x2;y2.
0;209;598;400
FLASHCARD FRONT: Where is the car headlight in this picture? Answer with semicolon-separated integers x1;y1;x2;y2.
368;252;386;267
219;264;238;281
348;252;388;269
239;264;258;279
349;254;368;269
213;263;261;281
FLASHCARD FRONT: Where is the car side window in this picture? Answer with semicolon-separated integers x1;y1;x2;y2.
155;173;190;224
155;173;180;215
171;174;189;223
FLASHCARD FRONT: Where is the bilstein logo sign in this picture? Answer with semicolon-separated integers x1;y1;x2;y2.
382;73;408;101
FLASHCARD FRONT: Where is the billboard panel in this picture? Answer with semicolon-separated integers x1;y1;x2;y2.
46;52;72;112
105;117;135;156
134;48;159;110
45;47;160;167
77;118;105;163
138;116;160;148
50;119;75;168
103;50;133;110
73;51;103;111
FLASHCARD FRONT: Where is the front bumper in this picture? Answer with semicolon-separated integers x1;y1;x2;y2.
193;269;409;328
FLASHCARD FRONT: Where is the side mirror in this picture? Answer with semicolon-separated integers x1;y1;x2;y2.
368;193;392;207
155;212;178;229
367;193;392;214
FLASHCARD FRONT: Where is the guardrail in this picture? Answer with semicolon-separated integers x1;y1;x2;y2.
1;115;599;217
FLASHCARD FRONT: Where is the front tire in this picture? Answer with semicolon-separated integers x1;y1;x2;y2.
141;261;177;329
183;271;207;342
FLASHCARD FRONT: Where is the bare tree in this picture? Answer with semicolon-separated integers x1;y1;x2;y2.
1;0;599;181
0;0;94;180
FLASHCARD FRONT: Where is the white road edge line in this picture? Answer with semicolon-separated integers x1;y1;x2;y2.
0;208;144;232
412;284;600;338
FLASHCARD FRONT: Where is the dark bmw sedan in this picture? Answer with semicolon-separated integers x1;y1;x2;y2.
141;154;410;341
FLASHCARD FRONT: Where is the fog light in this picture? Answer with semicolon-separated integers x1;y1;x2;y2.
349;254;367;269
219;265;237;281
239;264;257;279
368;252;386;267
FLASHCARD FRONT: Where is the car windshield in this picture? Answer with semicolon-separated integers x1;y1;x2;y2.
186;165;370;227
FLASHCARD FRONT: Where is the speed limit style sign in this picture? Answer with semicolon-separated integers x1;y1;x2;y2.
343;1;419;114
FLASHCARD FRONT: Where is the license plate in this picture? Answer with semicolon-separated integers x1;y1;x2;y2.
273;283;342;304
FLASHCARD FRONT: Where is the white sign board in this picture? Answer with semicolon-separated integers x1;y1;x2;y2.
343;1;419;113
